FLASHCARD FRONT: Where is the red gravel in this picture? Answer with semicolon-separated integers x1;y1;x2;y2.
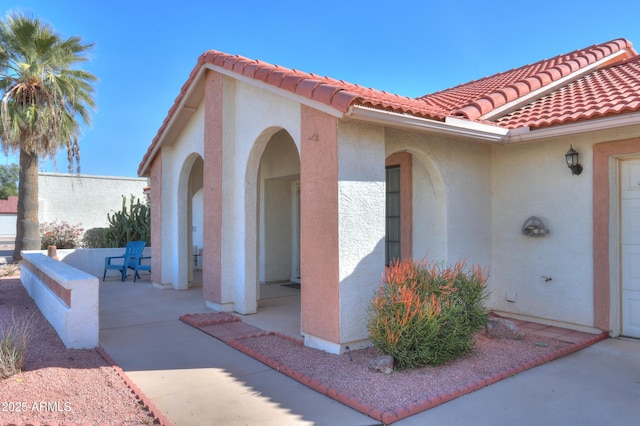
0;275;157;426
237;332;571;415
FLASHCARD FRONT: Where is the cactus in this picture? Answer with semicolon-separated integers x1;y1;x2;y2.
105;195;151;248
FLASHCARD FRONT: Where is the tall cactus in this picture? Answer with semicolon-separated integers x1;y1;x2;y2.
105;195;151;247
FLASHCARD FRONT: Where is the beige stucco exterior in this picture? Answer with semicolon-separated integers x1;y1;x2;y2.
143;63;640;353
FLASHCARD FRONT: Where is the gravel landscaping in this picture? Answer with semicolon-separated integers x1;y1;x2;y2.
0;274;157;426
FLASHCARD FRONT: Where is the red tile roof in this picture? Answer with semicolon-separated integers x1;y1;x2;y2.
495;55;640;128
211;51;451;118
139;38;639;175
419;38;637;127
0;196;18;214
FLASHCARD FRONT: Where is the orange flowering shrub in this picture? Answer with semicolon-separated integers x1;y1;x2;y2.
367;258;488;369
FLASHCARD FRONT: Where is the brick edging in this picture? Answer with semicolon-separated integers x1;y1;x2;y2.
179;312;240;327
228;331;609;425
95;346;173;426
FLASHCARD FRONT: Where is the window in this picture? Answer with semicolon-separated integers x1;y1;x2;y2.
385;152;412;265
386;166;401;265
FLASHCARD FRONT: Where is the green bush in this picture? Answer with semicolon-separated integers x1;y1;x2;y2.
40;220;84;249
0;312;38;379
367;258;489;369
82;227;108;248
104;195;150;248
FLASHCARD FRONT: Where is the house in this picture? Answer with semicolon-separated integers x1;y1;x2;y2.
0;196;18;235
138;39;640;354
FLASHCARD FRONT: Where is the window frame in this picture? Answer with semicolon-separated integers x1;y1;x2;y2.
385;152;412;263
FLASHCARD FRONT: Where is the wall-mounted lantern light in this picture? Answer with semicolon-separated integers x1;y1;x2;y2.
565;145;582;175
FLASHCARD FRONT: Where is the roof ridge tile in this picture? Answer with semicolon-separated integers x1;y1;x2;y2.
423;38;635;121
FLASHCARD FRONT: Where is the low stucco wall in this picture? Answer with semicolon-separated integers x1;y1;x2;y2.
20;252;99;349
55;247;151;280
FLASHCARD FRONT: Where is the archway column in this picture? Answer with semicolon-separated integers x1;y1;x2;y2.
300;106;341;347
202;70;227;308
300;110;386;353
149;155;163;287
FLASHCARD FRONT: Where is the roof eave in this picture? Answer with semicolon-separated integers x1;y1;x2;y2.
202;63;347;118
138;66;206;177
138;62;349;176
506;112;640;143
346;105;517;143
348;104;640;145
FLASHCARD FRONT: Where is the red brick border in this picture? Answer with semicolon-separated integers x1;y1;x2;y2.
179;312;240;327
227;330;609;424
95;346;173;426
21;257;71;308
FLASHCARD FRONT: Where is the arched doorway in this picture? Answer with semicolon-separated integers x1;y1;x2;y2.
258;130;301;286
245;128;301;335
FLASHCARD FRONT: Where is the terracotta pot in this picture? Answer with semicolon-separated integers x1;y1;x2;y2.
47;245;59;261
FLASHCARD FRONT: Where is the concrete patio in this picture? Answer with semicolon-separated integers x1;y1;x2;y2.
98;277;640;426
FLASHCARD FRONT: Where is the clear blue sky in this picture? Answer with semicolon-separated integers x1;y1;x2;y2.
3;1;640;177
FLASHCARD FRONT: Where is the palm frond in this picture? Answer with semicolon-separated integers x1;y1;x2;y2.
0;12;96;163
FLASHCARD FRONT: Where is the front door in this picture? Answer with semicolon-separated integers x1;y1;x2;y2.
621;158;640;338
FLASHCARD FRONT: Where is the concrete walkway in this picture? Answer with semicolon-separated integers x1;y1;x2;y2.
99;280;640;426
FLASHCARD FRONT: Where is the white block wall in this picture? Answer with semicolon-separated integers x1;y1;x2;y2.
38;173;149;231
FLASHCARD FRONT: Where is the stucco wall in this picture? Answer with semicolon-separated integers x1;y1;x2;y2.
154;66;640;349
38;173;149;231
160;102;204;290
490;138;594;328
337;120;386;345
385;128;493;269
159;75;303;301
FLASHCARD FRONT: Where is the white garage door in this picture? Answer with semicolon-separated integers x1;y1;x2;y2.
621;158;640;338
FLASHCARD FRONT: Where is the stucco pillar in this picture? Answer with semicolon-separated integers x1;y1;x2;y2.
300;106;341;347
335;121;386;350
202;70;224;306
150;156;162;286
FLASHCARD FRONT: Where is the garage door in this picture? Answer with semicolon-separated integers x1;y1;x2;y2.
621;158;640;338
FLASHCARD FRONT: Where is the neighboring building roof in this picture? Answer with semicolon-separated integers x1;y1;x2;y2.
0;196;18;214
139;38;639;176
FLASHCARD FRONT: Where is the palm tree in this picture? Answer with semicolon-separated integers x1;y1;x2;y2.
0;13;96;261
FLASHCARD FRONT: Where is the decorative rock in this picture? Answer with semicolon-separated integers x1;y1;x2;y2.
368;355;394;374
486;318;524;340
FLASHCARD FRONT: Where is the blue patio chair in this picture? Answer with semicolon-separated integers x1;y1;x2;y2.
128;253;151;282
103;241;148;281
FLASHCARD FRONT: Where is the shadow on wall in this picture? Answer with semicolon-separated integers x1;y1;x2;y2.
55;247;151;280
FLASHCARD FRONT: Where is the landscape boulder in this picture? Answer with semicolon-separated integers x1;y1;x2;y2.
368;355;394;374
485;317;524;340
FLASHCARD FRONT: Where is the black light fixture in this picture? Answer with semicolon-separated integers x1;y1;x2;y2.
565;145;582;175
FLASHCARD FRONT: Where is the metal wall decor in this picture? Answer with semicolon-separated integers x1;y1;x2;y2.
521;216;549;237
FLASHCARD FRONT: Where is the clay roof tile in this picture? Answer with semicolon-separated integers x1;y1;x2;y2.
138;39;640;176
